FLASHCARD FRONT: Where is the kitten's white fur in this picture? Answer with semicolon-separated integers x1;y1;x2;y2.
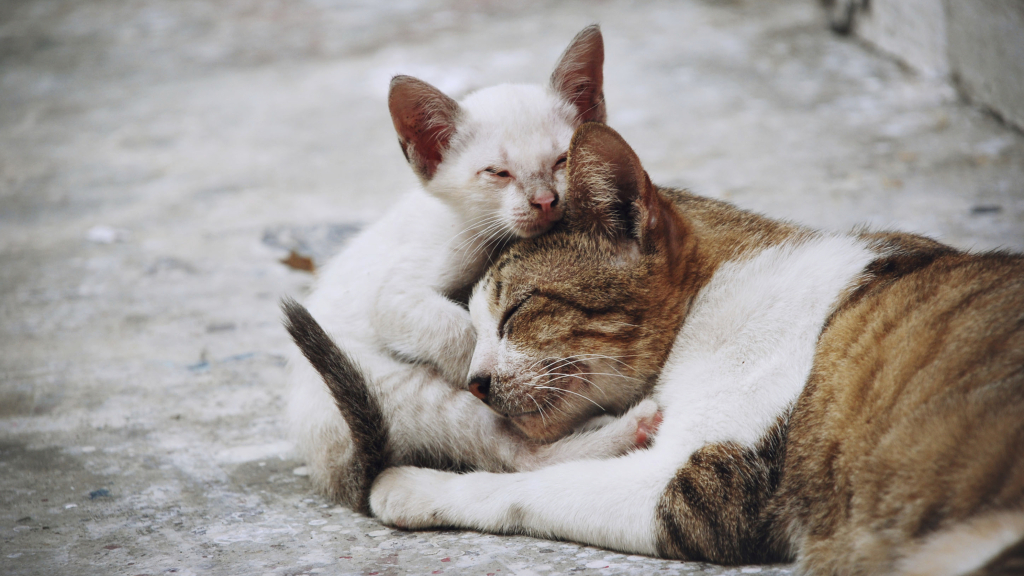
286;27;652;498
370;233;877;552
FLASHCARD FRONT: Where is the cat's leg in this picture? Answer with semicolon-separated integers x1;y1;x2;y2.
372;284;475;389
370;448;678;557
371;430;788;563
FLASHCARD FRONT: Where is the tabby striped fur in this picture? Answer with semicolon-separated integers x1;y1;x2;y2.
369;123;1024;575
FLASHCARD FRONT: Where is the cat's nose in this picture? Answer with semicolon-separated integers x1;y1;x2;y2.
468;375;491;404
530;190;558;215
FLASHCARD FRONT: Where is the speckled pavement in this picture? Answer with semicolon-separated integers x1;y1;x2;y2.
1;1;1022;575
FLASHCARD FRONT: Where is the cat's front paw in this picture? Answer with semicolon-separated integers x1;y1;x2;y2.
552;399;662;464
601;398;662;454
370;467;452;530
630;399;663;448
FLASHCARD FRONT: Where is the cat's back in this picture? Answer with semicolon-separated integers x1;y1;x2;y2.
779;242;1024;574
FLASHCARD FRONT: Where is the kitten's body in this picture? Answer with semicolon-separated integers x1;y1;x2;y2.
369;124;1024;574
287;28;657;507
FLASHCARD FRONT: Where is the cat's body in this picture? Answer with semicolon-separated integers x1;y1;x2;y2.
369;124;1024;575
286;28;658;507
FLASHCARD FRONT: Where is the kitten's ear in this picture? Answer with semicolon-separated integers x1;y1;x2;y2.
388;76;462;181
550;25;606;124
566;123;683;256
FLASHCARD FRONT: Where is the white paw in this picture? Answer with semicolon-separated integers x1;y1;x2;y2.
565;399;662;461
602;398;662;453
436;310;476;388
626;399;662;448
369;467;451;529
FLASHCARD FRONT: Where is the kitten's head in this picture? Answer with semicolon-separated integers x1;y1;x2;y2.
465;123;696;441
388;25;607;239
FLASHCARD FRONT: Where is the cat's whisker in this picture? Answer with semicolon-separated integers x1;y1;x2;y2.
572;371;642;382
446;213;506;246
530;356;564;372
493;232;518;261
449;217;506;255
563;354;643;375
545;373;608;396
544;356;587;374
523;391;550;426
533;385;605;411
450;218;513;276
545;358;620;382
442;214;504;249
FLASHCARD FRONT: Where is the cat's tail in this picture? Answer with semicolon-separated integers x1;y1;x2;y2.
281;297;390;515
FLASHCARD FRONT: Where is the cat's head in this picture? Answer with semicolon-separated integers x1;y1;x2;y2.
388;25;607;239
464;123;696;441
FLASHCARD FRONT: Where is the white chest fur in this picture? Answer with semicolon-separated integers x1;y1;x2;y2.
654;234;877;455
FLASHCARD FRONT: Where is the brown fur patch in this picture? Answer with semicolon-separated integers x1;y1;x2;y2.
657;418;791;564
773;251;1024;574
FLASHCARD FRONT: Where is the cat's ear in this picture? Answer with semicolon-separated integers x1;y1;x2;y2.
550;25;606;124
388;76;462;181
565;123;684;256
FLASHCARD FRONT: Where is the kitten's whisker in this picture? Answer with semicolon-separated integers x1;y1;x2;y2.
446;214;507;250
442;214;504;250
450;218;505;254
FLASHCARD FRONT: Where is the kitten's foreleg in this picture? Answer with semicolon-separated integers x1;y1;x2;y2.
372;286;475;389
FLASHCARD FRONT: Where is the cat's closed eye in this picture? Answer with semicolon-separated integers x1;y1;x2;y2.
484;167;512;178
554;154;567;169
499;295;532;337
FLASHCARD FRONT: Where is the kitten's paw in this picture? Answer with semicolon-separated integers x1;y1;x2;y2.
370;467;451;530
436;309;476;389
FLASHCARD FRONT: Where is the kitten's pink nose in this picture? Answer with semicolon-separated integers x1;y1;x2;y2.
531;190;558;215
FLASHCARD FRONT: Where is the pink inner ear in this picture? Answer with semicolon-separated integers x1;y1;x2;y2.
388;76;460;180
407;115;453;179
551;26;606;124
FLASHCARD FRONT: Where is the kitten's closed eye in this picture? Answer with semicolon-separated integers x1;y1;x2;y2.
484;167;512;178
554;154;567;168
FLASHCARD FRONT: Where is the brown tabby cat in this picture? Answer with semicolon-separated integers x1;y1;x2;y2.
364;123;1024;575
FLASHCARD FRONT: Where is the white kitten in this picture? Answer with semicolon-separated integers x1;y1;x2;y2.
286;26;656;506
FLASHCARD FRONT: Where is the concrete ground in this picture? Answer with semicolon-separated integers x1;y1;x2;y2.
1;0;1022;574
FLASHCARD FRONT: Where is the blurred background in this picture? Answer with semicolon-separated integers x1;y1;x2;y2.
1;1;1022;575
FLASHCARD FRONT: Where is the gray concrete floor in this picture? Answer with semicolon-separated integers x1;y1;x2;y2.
1;1;1022;575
